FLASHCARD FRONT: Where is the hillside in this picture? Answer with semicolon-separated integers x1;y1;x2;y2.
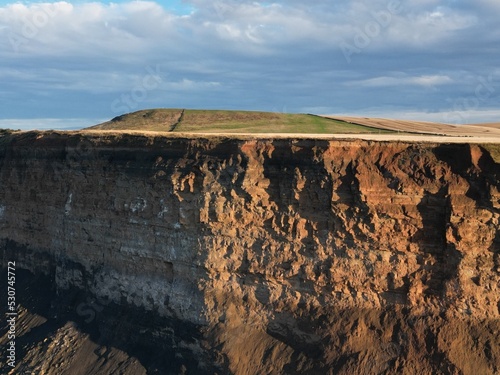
87;109;395;134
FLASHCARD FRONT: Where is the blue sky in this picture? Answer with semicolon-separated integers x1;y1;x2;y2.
1;0;499;129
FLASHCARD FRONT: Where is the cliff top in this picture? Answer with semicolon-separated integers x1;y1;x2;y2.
2;109;500;147
85;108;500;140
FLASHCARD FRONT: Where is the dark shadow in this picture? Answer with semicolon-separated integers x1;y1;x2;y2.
414;188;462;296
259;140;336;253
477;145;500;175
434;144;500;209
477;146;500;209
266;312;323;360
0;267;224;375
413;187;448;253
262;140;333;221
489;231;500;275
433;144;484;203
433;144;472;176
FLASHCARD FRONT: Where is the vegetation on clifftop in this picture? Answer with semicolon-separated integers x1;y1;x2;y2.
87;108;395;134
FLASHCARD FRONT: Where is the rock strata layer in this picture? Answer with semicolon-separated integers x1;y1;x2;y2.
1;132;499;374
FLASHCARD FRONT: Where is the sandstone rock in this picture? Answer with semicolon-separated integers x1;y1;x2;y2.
1;132;499;374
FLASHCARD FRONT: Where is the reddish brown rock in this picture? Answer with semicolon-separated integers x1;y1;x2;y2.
1;132;499;374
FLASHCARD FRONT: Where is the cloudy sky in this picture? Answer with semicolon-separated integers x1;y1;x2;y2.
1;0;499;129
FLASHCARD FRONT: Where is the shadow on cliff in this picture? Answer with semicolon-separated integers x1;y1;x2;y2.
4;268;500;375
434;144;500;209
0;268;222;375
490;231;500;280
260;140;337;250
261;304;500;375
413;187;462;297
489;232;500;316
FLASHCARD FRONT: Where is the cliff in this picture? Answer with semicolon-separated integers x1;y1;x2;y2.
1;131;499;374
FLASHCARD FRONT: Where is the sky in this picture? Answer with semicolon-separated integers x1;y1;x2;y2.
0;0;499;130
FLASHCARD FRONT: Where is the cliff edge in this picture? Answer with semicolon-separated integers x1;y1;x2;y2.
1;131;499;374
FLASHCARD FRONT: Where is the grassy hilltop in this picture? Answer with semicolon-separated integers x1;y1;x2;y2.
87;109;393;134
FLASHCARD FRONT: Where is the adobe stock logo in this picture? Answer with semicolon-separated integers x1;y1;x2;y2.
111;65;164;114
340;0;402;63
76;296;108;324
7;4;59;52
212;1;238;21
443;73;498;124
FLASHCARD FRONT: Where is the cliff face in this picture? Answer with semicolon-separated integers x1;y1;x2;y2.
1;132;499;374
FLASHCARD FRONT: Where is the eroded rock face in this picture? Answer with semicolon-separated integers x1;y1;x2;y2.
1;132;499;374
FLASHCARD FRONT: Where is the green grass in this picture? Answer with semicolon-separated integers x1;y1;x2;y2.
176;110;390;134
87;109;395;134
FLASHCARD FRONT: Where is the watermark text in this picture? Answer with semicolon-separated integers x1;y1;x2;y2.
5;261;17;369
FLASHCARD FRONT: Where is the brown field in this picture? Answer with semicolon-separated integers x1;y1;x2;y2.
322;116;500;138
469;123;500;129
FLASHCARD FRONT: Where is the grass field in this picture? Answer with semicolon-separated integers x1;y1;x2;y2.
87;109;395;134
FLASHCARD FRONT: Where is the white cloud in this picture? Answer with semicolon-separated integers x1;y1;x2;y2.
416;7;477;31
0;1;483;58
0;1;178;56
165;79;221;91
413;75;453;86
0;1;499;125
351;74;453;88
